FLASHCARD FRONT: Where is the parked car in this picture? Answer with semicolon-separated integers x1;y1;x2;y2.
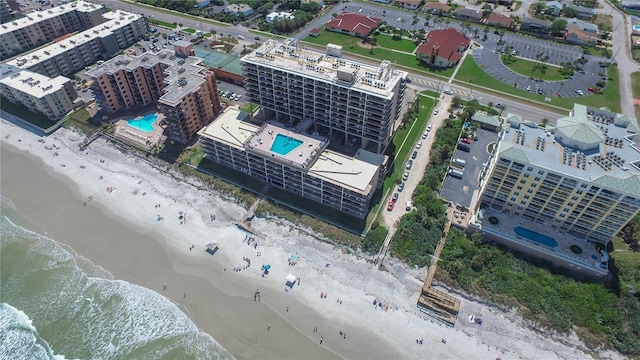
433;109;439;115
411;151;418;159
416;142;422;149
406;160;413;170
426;125;432;132
537;88;543;94
392;192;399;201
575;89;585;96
461;138;472;144
387;199;396;211
255;36;261;40
526;85;531;92
443;88;453;95
588;87;597;93
422;132;428;139
402;172;409;181
398;182;405;192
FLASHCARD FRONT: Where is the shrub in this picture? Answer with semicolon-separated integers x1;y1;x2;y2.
488;216;499;225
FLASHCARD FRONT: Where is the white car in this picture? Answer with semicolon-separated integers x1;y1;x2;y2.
443;89;453;95
416;141;422;149
426;125;432;132
433;109;439;115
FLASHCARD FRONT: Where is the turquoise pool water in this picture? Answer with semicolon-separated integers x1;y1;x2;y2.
634;25;640;32
514;226;558;248
270;134;302;155
127;114;158;133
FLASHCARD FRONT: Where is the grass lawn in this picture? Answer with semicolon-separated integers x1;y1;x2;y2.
375;34;417;53
502;56;569;81
592;14;613;32
632;72;640;119
454;56;620;113
239;103;259;114
182;28;196;34
147;19;177;29
303;30;454;77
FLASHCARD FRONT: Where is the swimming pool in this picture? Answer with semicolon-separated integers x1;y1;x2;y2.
514;226;558;248
270;134;302;155
127;114;158;133
634;25;640;32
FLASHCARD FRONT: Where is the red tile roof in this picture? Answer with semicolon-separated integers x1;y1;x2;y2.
486;13;513;27
416;28;470;63
326;12;382;36
310;28;321;33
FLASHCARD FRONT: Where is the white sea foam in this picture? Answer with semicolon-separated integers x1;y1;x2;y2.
0;303;65;360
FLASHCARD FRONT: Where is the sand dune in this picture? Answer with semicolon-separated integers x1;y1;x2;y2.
0;119;617;360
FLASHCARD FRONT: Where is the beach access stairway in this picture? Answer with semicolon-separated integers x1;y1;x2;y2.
78;128;101;150
417;213;461;327
235;184;269;236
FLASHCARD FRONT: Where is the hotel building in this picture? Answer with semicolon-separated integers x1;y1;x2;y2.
6;9;146;78
198;107;386;218
0;1;105;60
87;43;221;143
241;39;407;155
0;63;79;120
471;104;640;277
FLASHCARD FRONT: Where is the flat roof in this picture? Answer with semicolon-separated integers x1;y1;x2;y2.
7;10;142;69
0;64;70;97
0;1;101;36
499;105;640;195
86;49;209;106
242;39;407;99
198;108;381;194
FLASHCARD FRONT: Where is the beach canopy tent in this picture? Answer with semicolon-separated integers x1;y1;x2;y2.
285;274;297;288
206;242;219;255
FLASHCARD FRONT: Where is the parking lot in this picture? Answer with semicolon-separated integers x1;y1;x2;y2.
439;127;497;208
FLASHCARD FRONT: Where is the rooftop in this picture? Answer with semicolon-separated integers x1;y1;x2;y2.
326;12;381;36
500;104;640;196
416;28;470;63
198;107;382;195
0;64;71;97
86;49;209;106
241;39;407;99
0;1;101;36
7;9;143;69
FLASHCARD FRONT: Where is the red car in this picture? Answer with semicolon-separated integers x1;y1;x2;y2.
588;87;597;93
387;199;396;211
461;138;472;144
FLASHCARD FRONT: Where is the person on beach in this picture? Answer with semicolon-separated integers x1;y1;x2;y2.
320;337;323;345
163;283;167;291
267;324;272;331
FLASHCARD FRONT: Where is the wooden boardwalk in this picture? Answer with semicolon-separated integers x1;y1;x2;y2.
235;184;269;236
78;128;101;150
416;212;461;327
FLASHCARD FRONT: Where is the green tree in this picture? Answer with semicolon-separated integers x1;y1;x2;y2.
550;19;567;37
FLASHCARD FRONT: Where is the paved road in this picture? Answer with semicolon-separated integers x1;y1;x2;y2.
603;1;638;116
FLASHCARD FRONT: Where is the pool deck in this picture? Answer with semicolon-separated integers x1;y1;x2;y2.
246;121;328;169
474;207;607;275
114;112;165;151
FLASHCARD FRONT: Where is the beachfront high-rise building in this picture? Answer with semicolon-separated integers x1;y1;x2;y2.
470;104;640;277
241;39;407;155
0;0;16;24
6;9;146;78
87;47;221;143
198;107;386;218
0;1;105;60
0;63;79;120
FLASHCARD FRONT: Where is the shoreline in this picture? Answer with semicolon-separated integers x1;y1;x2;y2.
0;120;614;360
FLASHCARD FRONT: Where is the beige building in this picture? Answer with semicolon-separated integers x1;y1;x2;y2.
0;1;105;60
0;63;78;120
87;47;221;143
471;104;640;277
6;9;146;78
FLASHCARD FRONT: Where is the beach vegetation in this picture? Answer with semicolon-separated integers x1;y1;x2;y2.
361;222;388;255
63;107;94;134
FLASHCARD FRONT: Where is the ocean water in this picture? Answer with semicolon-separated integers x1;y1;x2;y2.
0;199;234;360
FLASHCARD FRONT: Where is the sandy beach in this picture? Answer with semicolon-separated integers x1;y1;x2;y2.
0;119;621;360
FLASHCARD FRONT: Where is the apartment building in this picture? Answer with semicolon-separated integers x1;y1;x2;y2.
241;39;407;155
0;1;105;60
0;63;78;120
1;0;16;24
6;9;145;77
87;47;221;143
198;107;386;218
471;104;640;277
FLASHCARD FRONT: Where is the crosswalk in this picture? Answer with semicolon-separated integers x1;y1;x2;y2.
409;77;469;96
